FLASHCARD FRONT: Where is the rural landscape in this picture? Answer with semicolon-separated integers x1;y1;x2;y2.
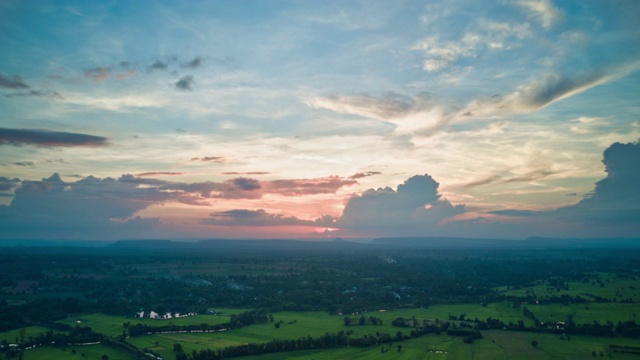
2;1;640;359
1;238;639;359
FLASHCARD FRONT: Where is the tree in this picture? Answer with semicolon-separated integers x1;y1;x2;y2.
397;344;402;352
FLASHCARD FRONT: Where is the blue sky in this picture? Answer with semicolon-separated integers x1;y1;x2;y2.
0;0;639;240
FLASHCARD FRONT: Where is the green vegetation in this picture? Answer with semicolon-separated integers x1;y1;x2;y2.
1;241;639;359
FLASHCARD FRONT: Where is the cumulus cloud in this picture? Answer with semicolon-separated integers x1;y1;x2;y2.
413;19;531;72
0;177;20;191
490;140;640;235
0;174;169;239
0;74;29;89
175;75;194;90
338;174;465;233
205;209;332;227
0;128;109;147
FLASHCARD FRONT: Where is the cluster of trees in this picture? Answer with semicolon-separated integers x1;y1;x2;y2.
343;315;383;326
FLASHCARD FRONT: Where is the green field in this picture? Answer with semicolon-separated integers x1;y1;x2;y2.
18;344;132;360
497;273;640;302
58;309;247;337
0;326;55;344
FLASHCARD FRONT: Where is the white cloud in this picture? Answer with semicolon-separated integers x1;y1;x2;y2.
514;0;562;29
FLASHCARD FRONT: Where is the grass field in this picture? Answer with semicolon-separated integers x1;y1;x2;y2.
17;344;133;360
497;273;640;302
3;297;639;360
57;308;248;337
0;326;56;344
526;302;640;325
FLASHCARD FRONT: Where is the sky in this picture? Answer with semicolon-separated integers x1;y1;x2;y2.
0;0;639;241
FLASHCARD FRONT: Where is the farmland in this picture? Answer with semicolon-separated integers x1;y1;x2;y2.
1;238;639;359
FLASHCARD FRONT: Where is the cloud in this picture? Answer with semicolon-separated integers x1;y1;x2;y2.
191;156;226;163
222;171;270;176
84;67;111;81
120;174;355;200
205;209;329;227
136;172;184;177
0;174;170;239
488;209;538;217
5;89;63;100
338;174;465;233
0;177;20;191
489;141;640;235
0;128;109;147
13;161;34;167
513;0;562;29
349;171;381;179
308;92;426;120
0;74;29;89
461;175;502;188
264;176;357;196
182;57;202;68
175;75;194;90
149;60;168;70
413;20;531;72
504;169;556;183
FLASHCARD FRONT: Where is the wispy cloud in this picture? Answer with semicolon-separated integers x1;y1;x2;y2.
136;172;184;177
205;209;330;227
0;74;29;89
513;0;562;29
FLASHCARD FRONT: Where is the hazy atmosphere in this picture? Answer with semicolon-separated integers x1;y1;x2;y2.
1;0;639;240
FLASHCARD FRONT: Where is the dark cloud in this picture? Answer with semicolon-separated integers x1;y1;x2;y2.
488;209;538;217
136;172;184;177
205;209;319;227
0;128;109;147
338;174;464;232
0;74;29;89
175;75;194;90
462;175;502;188
349;171;381;179
491;140;640;235
149;60;168;70
0;177;20;191
232;177;261;191
0;174;171;239
14;161;34;167
182;57;202;68
5;89;63;100
561;140;640;223
266;176;357;196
